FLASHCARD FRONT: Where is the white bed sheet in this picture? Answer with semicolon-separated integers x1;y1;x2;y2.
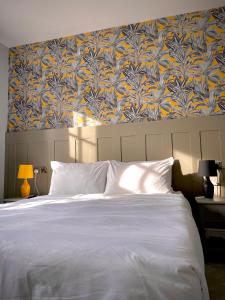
0;193;209;300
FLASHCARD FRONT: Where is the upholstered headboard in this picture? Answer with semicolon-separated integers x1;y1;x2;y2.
5;115;225;198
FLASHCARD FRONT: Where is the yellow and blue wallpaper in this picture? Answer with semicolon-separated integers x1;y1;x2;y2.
8;6;225;132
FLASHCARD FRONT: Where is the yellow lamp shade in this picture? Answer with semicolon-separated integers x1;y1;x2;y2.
17;164;34;179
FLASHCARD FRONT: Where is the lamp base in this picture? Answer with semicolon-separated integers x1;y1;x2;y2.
21;179;30;198
203;176;214;199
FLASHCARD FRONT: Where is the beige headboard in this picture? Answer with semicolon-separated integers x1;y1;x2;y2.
5;115;225;198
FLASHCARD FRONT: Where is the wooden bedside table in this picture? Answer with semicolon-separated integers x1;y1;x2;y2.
196;196;225;262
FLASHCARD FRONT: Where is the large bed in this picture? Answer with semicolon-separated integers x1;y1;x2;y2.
0;192;209;300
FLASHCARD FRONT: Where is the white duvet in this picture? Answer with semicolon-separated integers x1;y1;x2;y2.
0;193;209;300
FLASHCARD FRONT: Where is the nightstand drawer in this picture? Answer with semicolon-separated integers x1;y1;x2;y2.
205;229;225;260
196;197;225;261
199;204;225;226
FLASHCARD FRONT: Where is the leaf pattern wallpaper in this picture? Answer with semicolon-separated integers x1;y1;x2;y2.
8;6;225;132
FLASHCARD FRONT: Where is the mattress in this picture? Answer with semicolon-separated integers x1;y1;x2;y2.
0;193;209;300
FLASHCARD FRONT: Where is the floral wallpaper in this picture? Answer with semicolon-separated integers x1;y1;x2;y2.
8;6;225;132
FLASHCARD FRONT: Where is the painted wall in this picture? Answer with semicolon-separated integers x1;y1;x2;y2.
0;43;8;198
8;6;225;132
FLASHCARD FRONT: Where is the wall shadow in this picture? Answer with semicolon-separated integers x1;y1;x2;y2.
172;159;203;197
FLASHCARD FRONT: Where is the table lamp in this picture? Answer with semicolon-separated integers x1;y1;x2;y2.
17;164;34;198
198;160;217;198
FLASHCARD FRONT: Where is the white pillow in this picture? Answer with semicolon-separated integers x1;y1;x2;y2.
104;157;174;195
49;161;109;195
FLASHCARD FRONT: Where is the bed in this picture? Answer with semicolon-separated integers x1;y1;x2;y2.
0;192;209;300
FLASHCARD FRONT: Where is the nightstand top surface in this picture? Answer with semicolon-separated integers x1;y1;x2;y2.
196;196;225;204
1;198;23;203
